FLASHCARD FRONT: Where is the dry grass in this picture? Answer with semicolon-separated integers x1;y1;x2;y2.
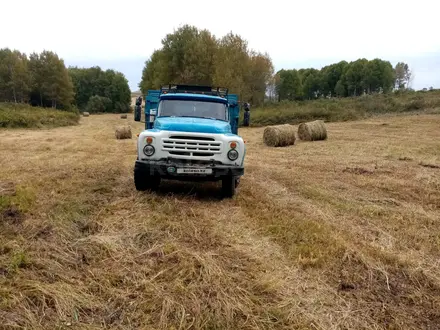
1;112;440;329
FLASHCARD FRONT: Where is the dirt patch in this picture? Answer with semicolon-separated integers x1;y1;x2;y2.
419;162;440;169
1;206;24;224
331;251;440;329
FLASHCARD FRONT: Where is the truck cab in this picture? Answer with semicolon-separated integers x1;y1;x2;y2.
134;84;245;197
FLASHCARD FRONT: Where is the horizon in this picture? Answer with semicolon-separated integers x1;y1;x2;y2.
2;0;439;92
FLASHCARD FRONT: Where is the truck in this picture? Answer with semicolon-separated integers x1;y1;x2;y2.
133;84;246;197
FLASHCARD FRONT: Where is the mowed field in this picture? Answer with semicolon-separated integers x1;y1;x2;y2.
1;113;440;329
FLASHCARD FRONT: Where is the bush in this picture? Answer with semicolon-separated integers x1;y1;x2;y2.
114;101;131;113
85;95;113;113
0;103;80;128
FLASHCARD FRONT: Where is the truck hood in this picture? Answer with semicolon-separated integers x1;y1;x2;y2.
154;117;232;134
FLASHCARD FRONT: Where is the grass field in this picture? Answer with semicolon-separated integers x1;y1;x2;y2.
0;103;80;129
1;113;440;329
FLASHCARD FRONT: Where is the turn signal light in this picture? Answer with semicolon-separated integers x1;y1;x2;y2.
230;142;237;149
146;136;153;144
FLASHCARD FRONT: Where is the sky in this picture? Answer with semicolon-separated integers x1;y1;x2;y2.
2;0;439;91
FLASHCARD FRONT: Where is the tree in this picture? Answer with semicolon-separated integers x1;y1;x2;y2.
28;51;74;109
321;61;348;96
276;69;302;101
247;51;274;105
69;66;131;112
139;25;274;106
301;69;321;99
394;62;412;90
362;59;394;94
139;50;168;92
0;48;30;103
334;80;346;97
213;32;251;101
343;59;369;96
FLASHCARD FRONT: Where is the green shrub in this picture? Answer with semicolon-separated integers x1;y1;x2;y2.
85;95;113;113
247;90;440;127
0;103;80;129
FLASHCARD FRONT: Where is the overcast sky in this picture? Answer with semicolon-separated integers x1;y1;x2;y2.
2;0;439;91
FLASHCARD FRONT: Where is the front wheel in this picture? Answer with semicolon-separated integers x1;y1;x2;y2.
222;176;236;198
134;168;161;191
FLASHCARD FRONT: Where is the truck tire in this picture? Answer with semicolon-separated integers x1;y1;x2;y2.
134;106;141;121
221;176;236;198
134;168;161;191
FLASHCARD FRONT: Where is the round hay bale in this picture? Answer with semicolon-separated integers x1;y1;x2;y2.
298;120;327;141
263;124;296;147
115;126;132;139
83;112;90;117
120;114;127;119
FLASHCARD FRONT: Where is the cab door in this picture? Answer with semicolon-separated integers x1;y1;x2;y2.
227;94;239;135
146;90;160;129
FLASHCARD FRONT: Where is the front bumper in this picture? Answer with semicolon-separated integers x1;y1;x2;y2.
135;160;244;181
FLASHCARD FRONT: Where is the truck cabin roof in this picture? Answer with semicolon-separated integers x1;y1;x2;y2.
159;93;228;104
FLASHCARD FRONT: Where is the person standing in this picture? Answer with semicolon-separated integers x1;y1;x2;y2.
134;96;142;121
243;102;250;126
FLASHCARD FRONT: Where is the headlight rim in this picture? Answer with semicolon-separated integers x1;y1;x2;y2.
227;149;239;161
143;144;155;157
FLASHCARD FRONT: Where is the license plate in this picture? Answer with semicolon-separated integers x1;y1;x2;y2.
176;168;213;174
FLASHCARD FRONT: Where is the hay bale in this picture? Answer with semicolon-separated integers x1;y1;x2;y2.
263;124;296;147
120;114;127;119
83;112;90;117
298;120;327;141
115;126;132;139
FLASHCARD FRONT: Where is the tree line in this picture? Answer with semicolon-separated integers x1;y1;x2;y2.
139;25;274;106
139;25;414;105
0;48;131;113
0;48;74;109
68;66;131;113
273;59;413;101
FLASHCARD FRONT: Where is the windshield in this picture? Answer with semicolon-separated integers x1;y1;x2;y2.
158;99;228;121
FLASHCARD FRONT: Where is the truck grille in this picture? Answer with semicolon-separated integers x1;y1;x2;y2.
162;136;222;158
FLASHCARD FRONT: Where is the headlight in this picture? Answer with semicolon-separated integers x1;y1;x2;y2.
143;145;155;156
228;149;239;160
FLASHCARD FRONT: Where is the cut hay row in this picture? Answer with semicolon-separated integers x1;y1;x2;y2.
115;126;132;139
298;120;327;141
263;124;296;147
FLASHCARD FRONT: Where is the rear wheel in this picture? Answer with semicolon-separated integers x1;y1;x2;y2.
134;106;141;121
221;176;236;198
134;168;161;191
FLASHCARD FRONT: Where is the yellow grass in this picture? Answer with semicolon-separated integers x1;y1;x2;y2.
1;112;440;329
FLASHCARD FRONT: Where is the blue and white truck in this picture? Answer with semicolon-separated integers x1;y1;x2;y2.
133;84;245;197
